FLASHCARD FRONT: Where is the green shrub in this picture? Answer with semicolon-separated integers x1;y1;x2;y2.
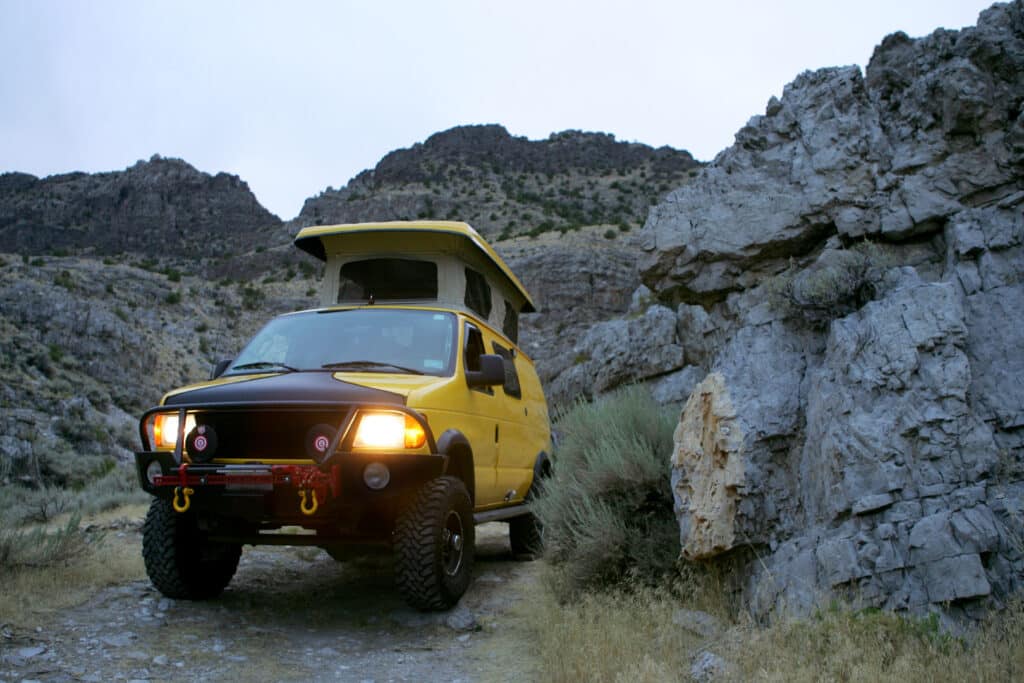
534;385;680;599
54;270;75;290
48;343;63;363
164;291;182;305
0;484;75;525
765;247;877;325
241;284;264;310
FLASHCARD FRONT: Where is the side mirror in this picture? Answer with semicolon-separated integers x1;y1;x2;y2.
211;358;233;380
466;354;506;388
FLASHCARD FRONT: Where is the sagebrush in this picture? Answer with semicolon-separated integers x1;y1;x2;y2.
533;385;679;598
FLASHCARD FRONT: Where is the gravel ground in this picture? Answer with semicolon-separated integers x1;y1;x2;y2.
0;522;542;682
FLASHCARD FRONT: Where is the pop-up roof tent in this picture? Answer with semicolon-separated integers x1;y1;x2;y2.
293;221;536;344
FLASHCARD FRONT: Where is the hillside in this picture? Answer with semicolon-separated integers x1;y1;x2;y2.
296;125;700;240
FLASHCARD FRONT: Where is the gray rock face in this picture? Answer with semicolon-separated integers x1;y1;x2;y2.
641;65;888;304
550;304;684;407
645;2;1024;622
642;1;1024;306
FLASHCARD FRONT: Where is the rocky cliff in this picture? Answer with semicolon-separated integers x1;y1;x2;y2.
0;156;283;262
561;1;1024;622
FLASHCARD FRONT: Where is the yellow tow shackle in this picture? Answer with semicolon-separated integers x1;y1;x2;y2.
299;489;318;516
172;486;194;513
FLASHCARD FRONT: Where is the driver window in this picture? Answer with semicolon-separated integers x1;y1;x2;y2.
464;325;484;373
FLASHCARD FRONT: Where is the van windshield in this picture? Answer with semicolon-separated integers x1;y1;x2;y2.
227;309;457;377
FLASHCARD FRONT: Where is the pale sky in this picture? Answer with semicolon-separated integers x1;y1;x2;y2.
0;0;997;220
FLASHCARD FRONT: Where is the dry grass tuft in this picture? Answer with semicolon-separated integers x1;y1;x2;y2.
521;581;720;683
0;505;146;626
730;601;1024;682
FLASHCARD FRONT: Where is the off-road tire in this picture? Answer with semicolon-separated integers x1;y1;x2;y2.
394;475;475;611
510;471;546;558
142;498;241;600
509;512;543;557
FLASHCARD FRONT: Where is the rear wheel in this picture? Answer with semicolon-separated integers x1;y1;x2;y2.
509;513;543;557
394;476;475;611
510;470;547;558
142;498;241;600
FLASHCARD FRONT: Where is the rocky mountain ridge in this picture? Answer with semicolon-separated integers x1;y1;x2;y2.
0;156;282;260
297;124;699;240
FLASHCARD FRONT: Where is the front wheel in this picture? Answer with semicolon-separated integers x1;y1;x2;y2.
142;498;241;600
394;476;475;610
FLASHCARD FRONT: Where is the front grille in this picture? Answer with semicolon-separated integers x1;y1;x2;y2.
189;408;349;461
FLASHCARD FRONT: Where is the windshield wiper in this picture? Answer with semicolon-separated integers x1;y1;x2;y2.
230;361;300;373
321;360;425;375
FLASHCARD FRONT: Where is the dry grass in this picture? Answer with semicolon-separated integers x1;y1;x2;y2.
521;576;1024;683
730;601;1024;682
522;584;705;682
0;504;147;626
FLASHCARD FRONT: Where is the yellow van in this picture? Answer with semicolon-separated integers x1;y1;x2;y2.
135;221;552;610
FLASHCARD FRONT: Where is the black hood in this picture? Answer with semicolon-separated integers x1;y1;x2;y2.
163;371;405;407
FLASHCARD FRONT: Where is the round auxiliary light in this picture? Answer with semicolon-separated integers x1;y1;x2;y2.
363;462;391;490
146;459;163;486
186;424;218;463
305;424;337;463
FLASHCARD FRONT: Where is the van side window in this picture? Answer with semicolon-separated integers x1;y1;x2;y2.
491;342;522;399
464;324;485;373
464;268;492;319
502;301;518;343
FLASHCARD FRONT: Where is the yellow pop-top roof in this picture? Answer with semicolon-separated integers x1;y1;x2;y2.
293;220;536;312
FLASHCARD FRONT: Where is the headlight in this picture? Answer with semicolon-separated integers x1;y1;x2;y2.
149;412;196;451
352;412;426;450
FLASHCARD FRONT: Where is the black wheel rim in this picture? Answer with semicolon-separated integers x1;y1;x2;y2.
441;510;464;576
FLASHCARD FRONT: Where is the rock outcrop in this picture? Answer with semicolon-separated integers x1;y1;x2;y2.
0;156;282;259
595;1;1024;621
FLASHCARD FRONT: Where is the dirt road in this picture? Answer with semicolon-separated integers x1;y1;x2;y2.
0;523;543;682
